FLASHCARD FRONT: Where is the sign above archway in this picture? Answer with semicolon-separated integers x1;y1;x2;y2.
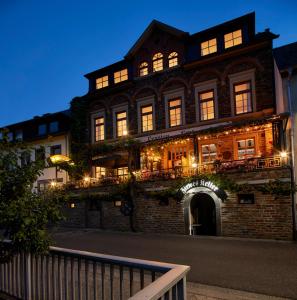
179;179;227;201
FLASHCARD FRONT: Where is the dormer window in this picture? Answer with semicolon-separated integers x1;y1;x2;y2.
139;62;148;77
168;52;178;68
153;53;163;72
114;69;128;84
201;39;217;56
96;76;109;89
224;30;242;49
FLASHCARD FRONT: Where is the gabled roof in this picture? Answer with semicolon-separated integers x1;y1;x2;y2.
274;41;297;71
125;20;188;59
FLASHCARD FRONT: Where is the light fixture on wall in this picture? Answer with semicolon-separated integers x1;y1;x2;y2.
280;151;288;158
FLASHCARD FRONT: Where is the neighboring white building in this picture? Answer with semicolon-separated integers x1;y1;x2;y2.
274;41;297;239
1;110;71;191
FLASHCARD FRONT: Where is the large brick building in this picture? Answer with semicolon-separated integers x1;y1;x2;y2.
63;12;295;240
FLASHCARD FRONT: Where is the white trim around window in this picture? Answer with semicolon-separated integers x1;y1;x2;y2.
112;104;129;139
229;69;256;116
136;96;155;134
91;109;105;143
194;79;218;122
164;88;186;129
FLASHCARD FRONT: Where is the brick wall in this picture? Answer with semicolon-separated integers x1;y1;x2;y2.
60;168;293;240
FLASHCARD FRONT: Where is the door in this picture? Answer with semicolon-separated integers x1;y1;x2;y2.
190;193;216;235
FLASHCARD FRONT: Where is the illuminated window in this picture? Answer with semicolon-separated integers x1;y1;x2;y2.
96;76;109;89
234;81;252;114
95;167;106;179
201;144;217;163
168;98;182;127
168;52;178;67
237;138;255;159
201;39;217;56
153;53;163;72
116;111;128;137
114;69;128;84
94;117;104;141
224;30;242;49
199;90;215;121
141;105;153;132
139;62;148;77
117;167;129;181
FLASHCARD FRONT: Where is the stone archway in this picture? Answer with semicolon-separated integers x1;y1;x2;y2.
182;186;222;236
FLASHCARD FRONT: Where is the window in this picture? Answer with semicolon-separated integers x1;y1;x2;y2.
238;194;255;204
96;76;109;89
7;132;13;141
199;90;215;121
237;138;255;159
152;53;163;72
168;98;182;127
224;30;242;49
15;130;23;141
201;144;217;162
116;111;128;137
114;69;128;84
117;167;128;181
49;121;58;133
139;62;148;77
168;52;178;68
35;148;45;161
141;105;153;132
201;39;217;56
21;152;31;167
50;145;62;156
95;167;106;179
38;124;47;136
234;81;252;114
94;117;105;141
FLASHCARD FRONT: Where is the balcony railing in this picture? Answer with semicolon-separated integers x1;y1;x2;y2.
66;156;286;189
0;243;190;300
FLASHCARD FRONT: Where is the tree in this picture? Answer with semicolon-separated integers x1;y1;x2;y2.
0;133;64;262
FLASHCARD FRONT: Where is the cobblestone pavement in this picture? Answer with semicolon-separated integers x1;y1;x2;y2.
52;229;297;299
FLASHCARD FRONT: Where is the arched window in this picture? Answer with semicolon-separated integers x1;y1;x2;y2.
152;53;163;72
168;52;178;68
139;62;148;77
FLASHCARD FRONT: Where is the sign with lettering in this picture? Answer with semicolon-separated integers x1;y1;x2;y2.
136;122;231;143
179;179;227;200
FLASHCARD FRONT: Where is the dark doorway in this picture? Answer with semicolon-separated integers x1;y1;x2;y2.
190;193;216;236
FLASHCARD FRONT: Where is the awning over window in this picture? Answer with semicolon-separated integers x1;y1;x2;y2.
92;152;129;168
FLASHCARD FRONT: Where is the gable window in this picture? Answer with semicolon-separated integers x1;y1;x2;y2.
168;52;178;68
234;81;252;114
96;76;109;89
168;98;182;127
38;124;47;136
50;145;62;156
153;53;163;72
114;69;128;84
199;90;215;121
49;121;58;133
116;111;128;137
15;130;23;141
141;105;153;132
139;62;148;77
201;39;217;56
237;138;255;159
201;144;217;163
224;29;242;49
95;117;105;141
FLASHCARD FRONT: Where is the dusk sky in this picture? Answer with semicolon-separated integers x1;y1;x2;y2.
1;0;297;127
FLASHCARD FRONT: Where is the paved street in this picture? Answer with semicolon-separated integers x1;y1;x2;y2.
53;229;297;299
